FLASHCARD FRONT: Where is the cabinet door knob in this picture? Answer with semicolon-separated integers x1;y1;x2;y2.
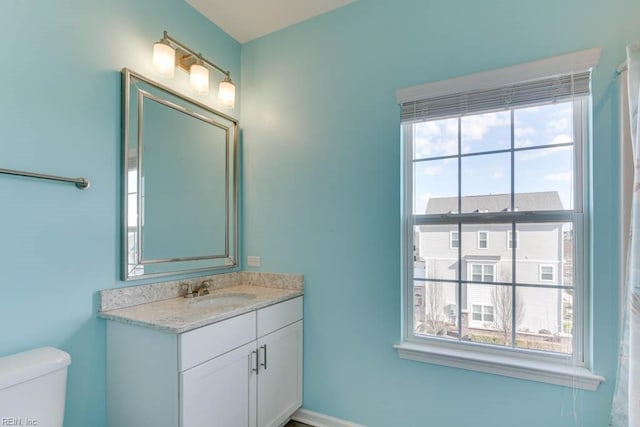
260;344;268;370
251;350;259;374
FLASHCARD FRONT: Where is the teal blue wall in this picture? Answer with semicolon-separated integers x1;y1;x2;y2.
3;0;640;426
0;2;239;426
241;1;640;426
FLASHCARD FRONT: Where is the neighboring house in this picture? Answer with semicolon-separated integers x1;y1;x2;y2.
413;191;569;344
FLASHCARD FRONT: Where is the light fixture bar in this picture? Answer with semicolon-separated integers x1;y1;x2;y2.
162;31;231;80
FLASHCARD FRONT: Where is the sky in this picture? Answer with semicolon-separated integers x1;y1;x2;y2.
413;101;575;215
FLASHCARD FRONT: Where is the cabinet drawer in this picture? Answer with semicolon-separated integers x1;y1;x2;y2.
257;296;303;338
179;311;256;371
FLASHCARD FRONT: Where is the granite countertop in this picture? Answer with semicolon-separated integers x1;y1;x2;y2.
98;272;303;334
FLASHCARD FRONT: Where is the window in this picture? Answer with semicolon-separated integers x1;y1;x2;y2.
407;103;581;353
450;231;459;248
396;49;603;390
472;304;494;322
469;263;495;282
539;264;555;282
477;231;488;249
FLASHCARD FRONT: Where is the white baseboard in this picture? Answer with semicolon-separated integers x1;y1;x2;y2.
291;409;365;427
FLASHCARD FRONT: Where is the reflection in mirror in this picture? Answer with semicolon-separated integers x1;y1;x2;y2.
122;68;238;280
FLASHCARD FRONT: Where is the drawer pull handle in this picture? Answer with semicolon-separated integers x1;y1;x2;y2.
260;344;268;370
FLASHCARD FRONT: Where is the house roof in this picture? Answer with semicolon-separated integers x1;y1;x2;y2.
425;191;563;214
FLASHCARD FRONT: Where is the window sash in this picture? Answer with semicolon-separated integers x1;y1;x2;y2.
484;306;495;322
402;99;587;364
472;305;483;321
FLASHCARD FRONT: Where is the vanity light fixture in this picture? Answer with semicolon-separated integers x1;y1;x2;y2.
218;76;236;109
152;37;175;78
151;31;236;108
190;55;209;94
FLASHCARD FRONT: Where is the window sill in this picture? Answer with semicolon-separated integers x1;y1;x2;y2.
394;342;605;391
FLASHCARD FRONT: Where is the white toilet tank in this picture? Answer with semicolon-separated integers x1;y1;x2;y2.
0;347;71;427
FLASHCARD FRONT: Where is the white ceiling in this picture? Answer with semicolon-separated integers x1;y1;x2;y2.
185;0;356;44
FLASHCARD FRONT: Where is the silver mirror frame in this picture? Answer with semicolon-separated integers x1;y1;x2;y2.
121;68;238;280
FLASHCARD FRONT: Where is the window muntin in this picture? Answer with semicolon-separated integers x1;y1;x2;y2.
406;100;583;359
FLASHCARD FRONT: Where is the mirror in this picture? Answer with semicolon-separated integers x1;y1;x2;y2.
122;68;238;280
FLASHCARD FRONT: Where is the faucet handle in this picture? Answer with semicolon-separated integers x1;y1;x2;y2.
198;280;212;296
182;282;195;298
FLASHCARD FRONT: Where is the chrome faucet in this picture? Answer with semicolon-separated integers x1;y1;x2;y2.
182;280;213;298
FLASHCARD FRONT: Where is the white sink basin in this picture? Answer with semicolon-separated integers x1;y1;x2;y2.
189;293;257;308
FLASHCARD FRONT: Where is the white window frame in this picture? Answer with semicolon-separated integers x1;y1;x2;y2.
472;304;495;323
539;264;555;282
450;230;460;249
477;231;489;249
468;263;496;283
395;49;604;391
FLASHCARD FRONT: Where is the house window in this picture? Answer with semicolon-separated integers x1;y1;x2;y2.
470;263;495;282
472;304;494;322
450;230;460;248
397;49;602;390
477;231;488;249
539;264;555;282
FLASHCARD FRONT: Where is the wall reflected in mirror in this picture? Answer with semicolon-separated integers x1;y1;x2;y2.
122;68;238;280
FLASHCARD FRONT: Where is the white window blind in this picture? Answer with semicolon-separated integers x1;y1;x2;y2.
401;72;590;122
397;48;600;123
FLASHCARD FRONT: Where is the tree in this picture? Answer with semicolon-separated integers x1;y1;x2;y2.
492;286;525;345
425;281;446;335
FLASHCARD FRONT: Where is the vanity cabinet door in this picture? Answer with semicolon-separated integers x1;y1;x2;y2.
256;320;303;427
181;341;257;427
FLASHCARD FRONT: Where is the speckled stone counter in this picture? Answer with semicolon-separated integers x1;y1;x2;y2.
98;272;303;333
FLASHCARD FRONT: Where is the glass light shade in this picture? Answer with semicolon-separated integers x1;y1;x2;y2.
218;80;236;109
189;63;209;94
152;42;175;77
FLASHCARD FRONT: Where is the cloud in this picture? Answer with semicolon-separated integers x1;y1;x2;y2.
547;118;570;134
492;170;504;179
515;126;536;138
422;165;443;176
544;172;572;182
414;119;458;157
461;111;510;141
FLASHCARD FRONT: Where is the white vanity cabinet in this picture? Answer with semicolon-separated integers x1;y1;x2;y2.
106;296;303;427
256;299;304;427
